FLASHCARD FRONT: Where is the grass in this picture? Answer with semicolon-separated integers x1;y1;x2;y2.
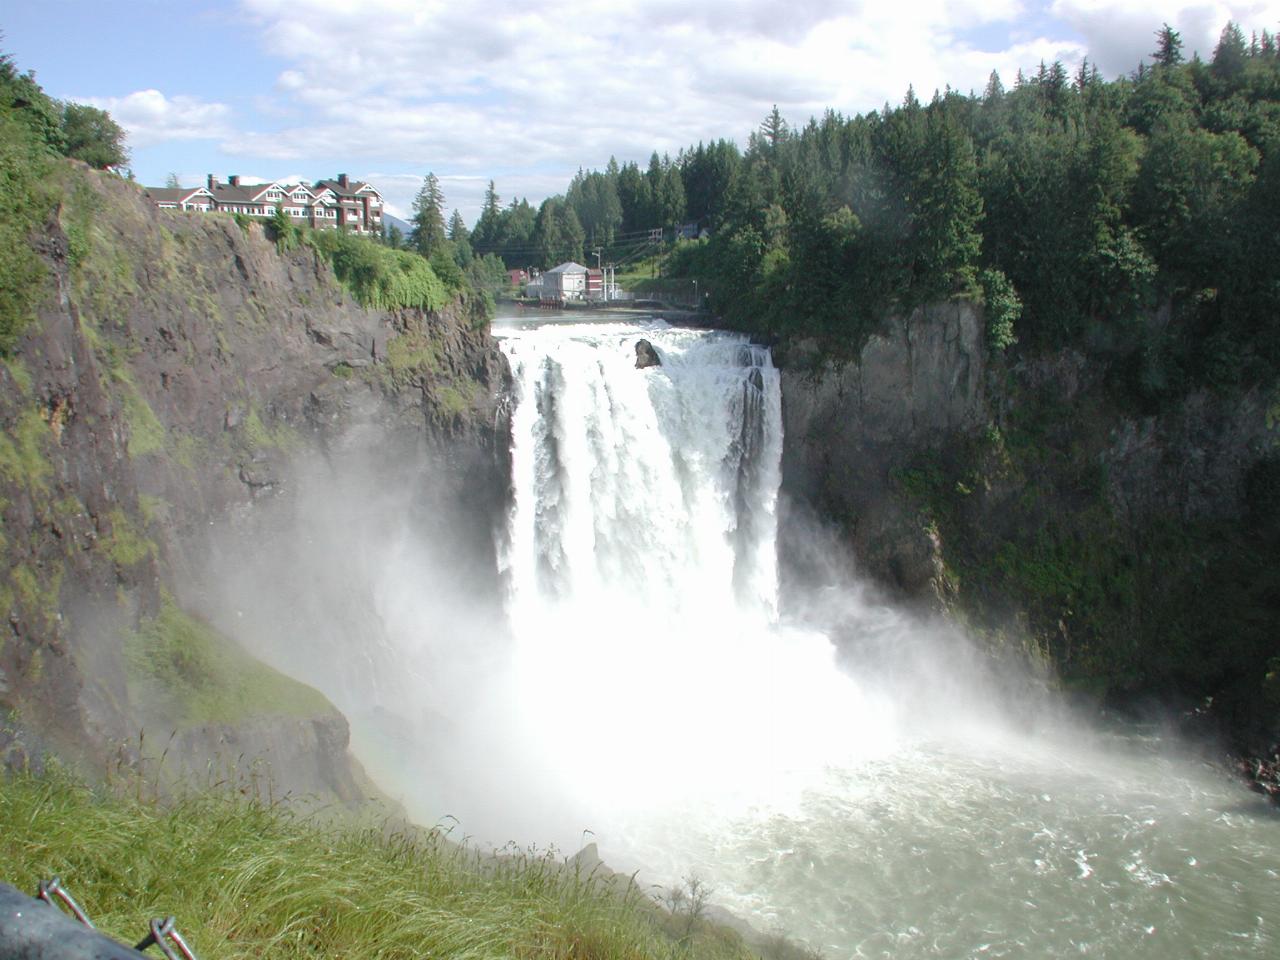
238;407;302;454
102;508;155;568
612;254;665;290
0;770;762;960
120;382;167;457
0;407;53;494
8;560;62;629
386;331;440;373
436;383;475;419
124;598;334;729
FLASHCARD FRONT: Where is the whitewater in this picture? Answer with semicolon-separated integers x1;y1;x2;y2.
220;308;1276;958
472;312;1278;958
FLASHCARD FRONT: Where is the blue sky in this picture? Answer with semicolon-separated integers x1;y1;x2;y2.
7;1;1278;222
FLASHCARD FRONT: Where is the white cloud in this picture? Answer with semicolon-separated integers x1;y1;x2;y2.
180;0;1272;223
85;90;233;149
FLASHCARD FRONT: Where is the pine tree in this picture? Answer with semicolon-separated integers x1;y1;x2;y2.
472;180;502;251
1213;21;1248;83
448;208;469;243
410;172;447;257
983;71;1004;101
760;105;788;148
1153;24;1184;67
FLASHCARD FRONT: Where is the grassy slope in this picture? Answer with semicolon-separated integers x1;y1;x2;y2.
125;598;335;729
0;772;762;960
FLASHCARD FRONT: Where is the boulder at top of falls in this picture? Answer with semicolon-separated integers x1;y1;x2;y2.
635;339;661;369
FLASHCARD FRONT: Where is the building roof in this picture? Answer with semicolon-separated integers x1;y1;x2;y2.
144;187;193;202
144;186;214;204
208;183;269;203
313;178;380;199
546;262;588;274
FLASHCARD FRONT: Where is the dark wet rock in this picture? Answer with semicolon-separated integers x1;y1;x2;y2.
1238;746;1280;805
635;339;661;369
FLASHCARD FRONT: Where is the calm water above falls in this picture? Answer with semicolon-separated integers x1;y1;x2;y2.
491;313;1278;959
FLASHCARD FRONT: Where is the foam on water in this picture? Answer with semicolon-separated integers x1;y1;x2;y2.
485;314;1278;958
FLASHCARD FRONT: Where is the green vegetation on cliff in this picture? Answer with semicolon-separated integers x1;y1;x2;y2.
0;771;764;960
1;49;132;352
125;598;334;728
304;228;451;312
890;385;1280;732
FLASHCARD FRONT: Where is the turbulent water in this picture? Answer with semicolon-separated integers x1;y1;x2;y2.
485;312;1279;959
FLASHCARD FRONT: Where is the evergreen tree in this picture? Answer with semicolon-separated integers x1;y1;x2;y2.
760;105;789;148
533;196;585;267
910;106;983;296
616;161;649;231
1212;21;1249;84
983;70;1004;101
472;179;502;250
1153;23;1184;67
448;209;473;267
448;208;470;243
410;172;447;257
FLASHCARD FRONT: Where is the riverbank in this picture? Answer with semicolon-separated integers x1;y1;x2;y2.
0;769;813;960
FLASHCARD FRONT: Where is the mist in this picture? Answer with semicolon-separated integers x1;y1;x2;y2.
178;318;1277;956
188;320;1070;849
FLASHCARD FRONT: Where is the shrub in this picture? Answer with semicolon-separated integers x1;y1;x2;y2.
306;230;448;312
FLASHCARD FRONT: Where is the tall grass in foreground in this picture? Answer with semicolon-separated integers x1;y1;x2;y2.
0;770;759;960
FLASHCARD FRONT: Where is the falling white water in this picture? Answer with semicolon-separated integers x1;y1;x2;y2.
487;313;1279;959
502;320;781;617
495;318;899;823
203;310;1278;958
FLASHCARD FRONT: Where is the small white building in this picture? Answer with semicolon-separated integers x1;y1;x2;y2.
544;262;589;300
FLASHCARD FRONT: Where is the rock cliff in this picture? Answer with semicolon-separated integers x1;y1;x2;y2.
778;299;1279;744
778;301;988;600
0;165;509;799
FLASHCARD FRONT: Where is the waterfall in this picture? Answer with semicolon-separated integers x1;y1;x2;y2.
490;318;894;839
500;322;783;620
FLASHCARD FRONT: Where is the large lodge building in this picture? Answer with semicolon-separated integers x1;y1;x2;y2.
144;173;383;233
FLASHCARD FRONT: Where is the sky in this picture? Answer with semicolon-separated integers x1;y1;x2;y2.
6;0;1280;223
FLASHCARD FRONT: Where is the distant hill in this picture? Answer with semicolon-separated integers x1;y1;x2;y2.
382;212;412;239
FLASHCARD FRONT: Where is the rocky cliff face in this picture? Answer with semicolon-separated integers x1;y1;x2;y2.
778;299;1279;742
0;166;509;797
778;301;988;600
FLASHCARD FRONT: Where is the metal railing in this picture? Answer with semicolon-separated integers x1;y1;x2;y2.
1;877;198;959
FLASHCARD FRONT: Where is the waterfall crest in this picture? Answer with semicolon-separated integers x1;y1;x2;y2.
500;322;782;619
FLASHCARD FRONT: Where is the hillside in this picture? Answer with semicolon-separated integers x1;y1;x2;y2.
0;163;508;797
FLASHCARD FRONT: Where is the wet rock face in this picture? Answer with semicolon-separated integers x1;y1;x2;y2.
0;167;510;798
776;296;1276;749
778;302;987;604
